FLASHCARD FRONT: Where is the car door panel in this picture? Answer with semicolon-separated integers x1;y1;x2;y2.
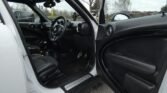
97;14;167;93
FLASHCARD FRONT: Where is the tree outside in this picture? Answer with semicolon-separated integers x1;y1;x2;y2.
114;0;131;12
81;0;100;16
161;5;167;12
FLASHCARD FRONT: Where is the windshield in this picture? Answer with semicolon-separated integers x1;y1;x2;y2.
36;0;83;21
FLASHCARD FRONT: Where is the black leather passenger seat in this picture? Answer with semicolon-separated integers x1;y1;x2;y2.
32;54;61;84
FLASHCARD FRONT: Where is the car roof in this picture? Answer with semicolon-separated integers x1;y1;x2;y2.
7;0;45;3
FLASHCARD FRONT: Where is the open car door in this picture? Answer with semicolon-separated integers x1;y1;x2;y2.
96;1;167;93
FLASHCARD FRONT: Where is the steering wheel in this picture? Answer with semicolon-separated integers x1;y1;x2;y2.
49;16;66;42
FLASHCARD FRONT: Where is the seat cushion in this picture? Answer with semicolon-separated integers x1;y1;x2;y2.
32;55;60;84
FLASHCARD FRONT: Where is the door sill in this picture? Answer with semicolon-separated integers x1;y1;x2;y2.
64;74;92;91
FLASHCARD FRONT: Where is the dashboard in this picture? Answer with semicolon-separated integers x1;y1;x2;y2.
19;20;91;37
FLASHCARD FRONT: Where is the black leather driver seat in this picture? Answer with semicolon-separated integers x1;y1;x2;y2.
32;55;60;84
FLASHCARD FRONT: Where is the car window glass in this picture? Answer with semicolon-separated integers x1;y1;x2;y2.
8;2;40;23
36;0;84;21
104;0;166;22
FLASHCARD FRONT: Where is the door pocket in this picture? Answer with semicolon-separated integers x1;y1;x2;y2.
105;53;156;75
124;74;155;93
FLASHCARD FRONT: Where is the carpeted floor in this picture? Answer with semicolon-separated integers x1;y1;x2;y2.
80;79;114;93
84;83;114;93
68;77;114;93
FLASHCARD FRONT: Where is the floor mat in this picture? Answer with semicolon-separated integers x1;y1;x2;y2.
59;53;89;75
82;82;114;93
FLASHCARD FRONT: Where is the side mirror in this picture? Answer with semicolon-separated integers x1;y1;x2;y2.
112;13;130;21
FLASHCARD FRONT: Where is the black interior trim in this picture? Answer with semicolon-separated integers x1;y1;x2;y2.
0;13;5;24
99;0;105;24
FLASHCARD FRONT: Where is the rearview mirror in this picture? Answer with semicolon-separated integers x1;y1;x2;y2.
44;0;56;8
